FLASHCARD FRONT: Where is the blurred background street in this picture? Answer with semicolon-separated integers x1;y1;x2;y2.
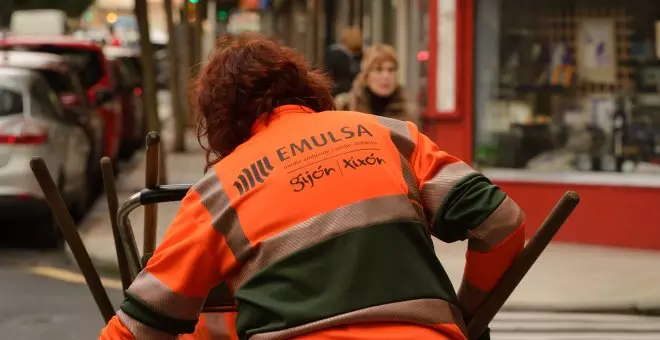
0;250;123;339
2;0;660;339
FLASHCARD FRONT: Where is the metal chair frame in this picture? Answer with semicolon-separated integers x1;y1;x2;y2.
116;183;236;313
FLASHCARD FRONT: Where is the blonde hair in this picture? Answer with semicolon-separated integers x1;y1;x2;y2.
352;44;399;91
337;43;416;124
361;44;398;72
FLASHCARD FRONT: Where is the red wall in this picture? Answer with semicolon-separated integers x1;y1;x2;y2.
424;0;475;163
497;181;660;250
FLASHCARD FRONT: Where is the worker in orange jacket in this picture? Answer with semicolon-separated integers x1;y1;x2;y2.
99;33;525;340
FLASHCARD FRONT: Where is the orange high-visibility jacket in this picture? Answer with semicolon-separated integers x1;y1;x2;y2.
99;105;525;340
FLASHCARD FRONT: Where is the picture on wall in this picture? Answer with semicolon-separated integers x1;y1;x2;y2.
576;18;617;84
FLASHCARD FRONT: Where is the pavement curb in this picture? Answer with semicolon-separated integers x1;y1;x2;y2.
500;305;660;316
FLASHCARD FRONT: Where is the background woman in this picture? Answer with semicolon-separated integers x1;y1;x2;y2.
335;44;419;125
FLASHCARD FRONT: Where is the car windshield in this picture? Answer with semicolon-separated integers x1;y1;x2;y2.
11;45;104;89
0;87;23;116
39;69;74;94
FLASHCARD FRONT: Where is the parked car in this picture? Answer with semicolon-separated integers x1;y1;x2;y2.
0;50;106;201
0;35;123;164
104;45;146;158
0;67;91;248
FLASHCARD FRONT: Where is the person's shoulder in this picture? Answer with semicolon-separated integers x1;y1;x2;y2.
319;109;410;126
326;44;351;57
319;108;360;117
318;109;376;123
328;44;345;52
371;114;421;135
384;112;421;128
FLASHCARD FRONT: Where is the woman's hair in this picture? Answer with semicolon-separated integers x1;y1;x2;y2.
192;33;334;170
360;44;398;73
336;43;415;123
350;44;399;95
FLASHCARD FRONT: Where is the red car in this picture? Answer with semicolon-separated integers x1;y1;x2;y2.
104;46;146;158
1;35;123;163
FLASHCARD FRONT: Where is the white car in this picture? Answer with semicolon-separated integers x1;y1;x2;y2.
0;67;91;248
0;50;108;205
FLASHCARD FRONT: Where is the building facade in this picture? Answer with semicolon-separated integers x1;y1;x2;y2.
427;0;660;250
268;0;428;109
274;0;660;250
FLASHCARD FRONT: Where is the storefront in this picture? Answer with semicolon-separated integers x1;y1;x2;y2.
291;0;427;101
426;0;660;250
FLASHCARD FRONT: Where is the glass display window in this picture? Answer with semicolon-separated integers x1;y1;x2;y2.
474;0;660;174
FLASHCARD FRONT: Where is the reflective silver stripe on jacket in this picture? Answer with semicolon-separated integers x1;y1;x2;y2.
193;170;252;262
250;298;466;340
466;196;525;252
420;161;477;222
375;116;426;219
118;310;177;340
228;194;422;291
127;270;206;320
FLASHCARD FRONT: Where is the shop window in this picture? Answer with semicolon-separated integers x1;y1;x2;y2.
474;0;660;174
435;0;456;113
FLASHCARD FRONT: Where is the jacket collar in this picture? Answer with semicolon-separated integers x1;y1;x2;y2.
250;105;315;136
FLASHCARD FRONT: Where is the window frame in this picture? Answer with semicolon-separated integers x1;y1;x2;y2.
426;0;474;120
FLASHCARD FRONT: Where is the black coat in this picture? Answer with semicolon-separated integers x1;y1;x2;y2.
324;44;361;96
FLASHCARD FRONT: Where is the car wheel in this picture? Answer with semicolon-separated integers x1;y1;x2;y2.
32;213;64;249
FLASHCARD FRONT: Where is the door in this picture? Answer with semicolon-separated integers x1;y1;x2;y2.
425;0;475;162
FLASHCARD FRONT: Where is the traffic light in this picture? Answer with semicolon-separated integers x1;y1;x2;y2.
217;0;238;21
189;0;199;4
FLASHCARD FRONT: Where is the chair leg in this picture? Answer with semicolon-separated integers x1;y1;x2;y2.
101;157;133;292
143;132;160;260
30;157;116;324
466;192;580;340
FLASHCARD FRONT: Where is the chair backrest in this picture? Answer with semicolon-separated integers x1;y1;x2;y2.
116;185;237;312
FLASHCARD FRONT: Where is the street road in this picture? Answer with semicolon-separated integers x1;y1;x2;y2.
0;248;123;340
2;246;660;339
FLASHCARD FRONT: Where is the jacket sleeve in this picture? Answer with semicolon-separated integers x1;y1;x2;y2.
99;171;238;339
407;124;526;318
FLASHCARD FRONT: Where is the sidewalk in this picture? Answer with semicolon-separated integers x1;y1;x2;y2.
70;127;660;313
435;241;660;312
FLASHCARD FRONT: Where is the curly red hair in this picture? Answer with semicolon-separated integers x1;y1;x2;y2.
193;33;335;170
